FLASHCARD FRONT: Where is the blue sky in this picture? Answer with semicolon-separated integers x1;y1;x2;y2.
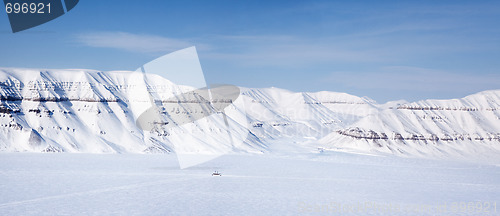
1;0;500;102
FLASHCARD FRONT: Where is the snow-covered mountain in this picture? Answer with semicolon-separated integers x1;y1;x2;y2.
1;68;499;161
319;90;500;160
0;68;264;154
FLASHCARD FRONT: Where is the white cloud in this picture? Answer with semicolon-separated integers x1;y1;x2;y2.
76;32;194;53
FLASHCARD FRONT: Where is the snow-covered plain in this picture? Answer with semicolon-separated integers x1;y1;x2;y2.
0;152;498;216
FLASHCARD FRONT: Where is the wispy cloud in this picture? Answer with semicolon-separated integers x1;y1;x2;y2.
75;32;195;53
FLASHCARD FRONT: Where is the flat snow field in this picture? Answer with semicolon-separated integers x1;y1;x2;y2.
0;152;499;216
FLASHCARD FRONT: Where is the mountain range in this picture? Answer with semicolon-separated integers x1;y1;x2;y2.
1;68;499;162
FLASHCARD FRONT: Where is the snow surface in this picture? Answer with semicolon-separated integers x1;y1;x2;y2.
0;153;498;216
